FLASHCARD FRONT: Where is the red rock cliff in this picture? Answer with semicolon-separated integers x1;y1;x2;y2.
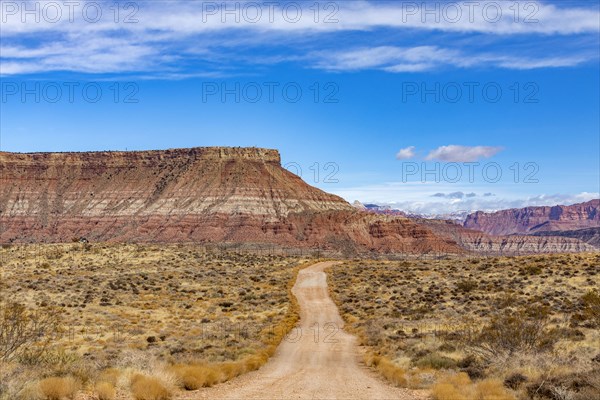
464;200;600;235
0;147;462;254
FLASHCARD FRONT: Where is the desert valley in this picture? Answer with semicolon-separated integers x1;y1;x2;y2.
3;0;599;398
0;147;598;400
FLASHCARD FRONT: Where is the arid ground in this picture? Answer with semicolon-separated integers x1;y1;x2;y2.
182;261;426;400
1;245;599;400
0;244;304;399
329;253;600;400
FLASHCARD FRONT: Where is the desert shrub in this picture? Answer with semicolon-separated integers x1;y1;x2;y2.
526;370;600;400
520;265;543;275
580;289;600;327
130;374;172;400
468;305;555;361
504;373;528;390
0;302;61;363
456;355;486;379
45;249;64;260
38;377;80;400
457;280;478;292
414;353;457;370
95;382;116;400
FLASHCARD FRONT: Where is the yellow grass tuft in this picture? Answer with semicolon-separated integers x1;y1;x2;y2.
444;372;472;387
377;357;408;387
130;374;172;400
363;354;408;387
95;381;116;400
474;379;515;400
432;383;469;400
169;364;221;390
97;368;121;386
432;373;515;400
18;382;43;400
37;376;80;400
219;361;245;380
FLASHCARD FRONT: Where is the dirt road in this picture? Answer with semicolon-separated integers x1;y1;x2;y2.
187;261;424;400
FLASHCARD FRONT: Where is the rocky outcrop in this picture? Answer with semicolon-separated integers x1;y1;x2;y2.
0;147;464;254
464;200;600;235
419;219;597;254
532;227;600;249
0;147;352;221
1;147;595;255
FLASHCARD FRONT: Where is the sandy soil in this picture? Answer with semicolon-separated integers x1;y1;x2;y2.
183;261;426;400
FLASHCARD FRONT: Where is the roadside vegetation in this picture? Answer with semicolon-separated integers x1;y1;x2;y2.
0;243;306;400
329;253;600;400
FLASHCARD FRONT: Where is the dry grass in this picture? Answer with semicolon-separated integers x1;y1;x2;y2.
130;374;172;400
330;253;600;399
432;372;514;400
37;376;80;400
95;381;116;400
169;364;222;390
0;243;307;399
365;354;408;387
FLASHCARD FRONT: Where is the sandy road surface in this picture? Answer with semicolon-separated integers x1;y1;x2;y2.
184;261;425;400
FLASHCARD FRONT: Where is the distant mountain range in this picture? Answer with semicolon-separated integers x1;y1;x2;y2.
532;227;600;249
353;199;600;249
352;201;470;222
463;200;599;235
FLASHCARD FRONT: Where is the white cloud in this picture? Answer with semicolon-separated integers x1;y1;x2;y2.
425;145;504;162
0;1;598;76
2;1;596;36
312;46;594;73
495;55;591;69
314;46;459;72
330;183;599;215
396;146;416;160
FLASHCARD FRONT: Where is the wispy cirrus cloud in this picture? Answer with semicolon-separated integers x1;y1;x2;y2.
1;1;598;76
2;1;597;37
313;45;594;72
432;192;477;199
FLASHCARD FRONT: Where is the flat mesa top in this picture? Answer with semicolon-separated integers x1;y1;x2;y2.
0;147;282;164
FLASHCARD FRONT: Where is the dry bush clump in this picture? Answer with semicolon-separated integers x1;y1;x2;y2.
365;354;408;387
329;253;600;399
467;305;556;361
578;289;600;328
37;376;80;400
169;364;221;390
130;374;172;400
432;372;514;400
95;381;116;400
0;302;61;363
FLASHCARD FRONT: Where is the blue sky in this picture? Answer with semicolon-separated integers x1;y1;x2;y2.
1;0;599;213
